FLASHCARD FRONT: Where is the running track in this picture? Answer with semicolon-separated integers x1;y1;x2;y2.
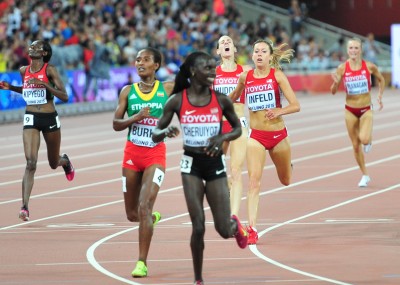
1;90;399;285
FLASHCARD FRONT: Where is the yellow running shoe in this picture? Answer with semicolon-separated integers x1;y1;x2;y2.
152;211;161;226
131;260;147;278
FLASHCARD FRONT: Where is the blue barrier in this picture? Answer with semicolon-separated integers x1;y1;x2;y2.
0;67;139;111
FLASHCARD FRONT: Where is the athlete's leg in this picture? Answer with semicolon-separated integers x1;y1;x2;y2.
359;110;373;145
22;129;41;209
43;130;63;169
269;137;292;186
229;127;248;216
205;177;237;238
123;168;142;222
137;164;164;264
345;110;368;175
246;138;267;228
182;174;206;283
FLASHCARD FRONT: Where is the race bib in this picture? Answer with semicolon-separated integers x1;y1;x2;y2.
22;87;47;105
180;154;193;173
23;114;34;126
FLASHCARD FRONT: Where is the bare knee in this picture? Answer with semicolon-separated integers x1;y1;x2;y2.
126;211;139;222
248;175;261;191
278;169;291;186
359;137;369;145
49;160;58;169
230;167;242;182
49;155;64;169
26;159;37;172
215;224;231;239
279;176;291;186
353;143;361;154
138;202;152;221
192;221;205;238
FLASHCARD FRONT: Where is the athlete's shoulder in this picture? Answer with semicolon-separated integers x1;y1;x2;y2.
161;80;175;96
119;84;133;98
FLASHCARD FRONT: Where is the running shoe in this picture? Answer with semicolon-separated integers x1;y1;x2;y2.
247;226;259;245
363;143;372;153
231;215;248;249
152;211;161;226
131;260;147;278
19;208;29;221
358;175;371;187
194;280;204;285
62;153;75;181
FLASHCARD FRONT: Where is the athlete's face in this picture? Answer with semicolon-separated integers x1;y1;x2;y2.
252;42;271;67
135;50;160;78
347;40;362;60
192;56;217;87
217;36;236;57
28;41;45;59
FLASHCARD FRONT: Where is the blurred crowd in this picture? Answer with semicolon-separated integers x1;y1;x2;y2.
0;0;380;79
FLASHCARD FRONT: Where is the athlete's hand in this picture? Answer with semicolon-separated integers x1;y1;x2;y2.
205;136;223;157
165;126;180;138
331;72;340;84
0;81;10;90
138;106;151;119
265;108;280;120
377;95;383;111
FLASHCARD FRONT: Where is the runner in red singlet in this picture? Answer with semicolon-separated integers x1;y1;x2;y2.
213;35;252;218
152;51;248;285
230;39;300;245
0;40;74;222
331;37;385;187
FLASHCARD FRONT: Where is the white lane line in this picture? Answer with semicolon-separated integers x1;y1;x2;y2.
325;219;393;223
250;183;400;285
85;154;400;285
0;186;182;231
87;213;189;285
1;131;399;200
0;150;183;186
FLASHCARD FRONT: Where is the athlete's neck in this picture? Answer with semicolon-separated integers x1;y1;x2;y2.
221;59;237;71
254;67;271;78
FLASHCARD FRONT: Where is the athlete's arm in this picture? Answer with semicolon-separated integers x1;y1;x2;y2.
0;67;26;93
152;93;180;143
113;85;152;131
368;61;385;110
229;70;248;102
220;94;242;141
267;69;300;120
330;63;345;95
45;65;68;102
205;93;241;156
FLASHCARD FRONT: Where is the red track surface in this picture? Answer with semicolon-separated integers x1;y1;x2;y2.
1;90;399;285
